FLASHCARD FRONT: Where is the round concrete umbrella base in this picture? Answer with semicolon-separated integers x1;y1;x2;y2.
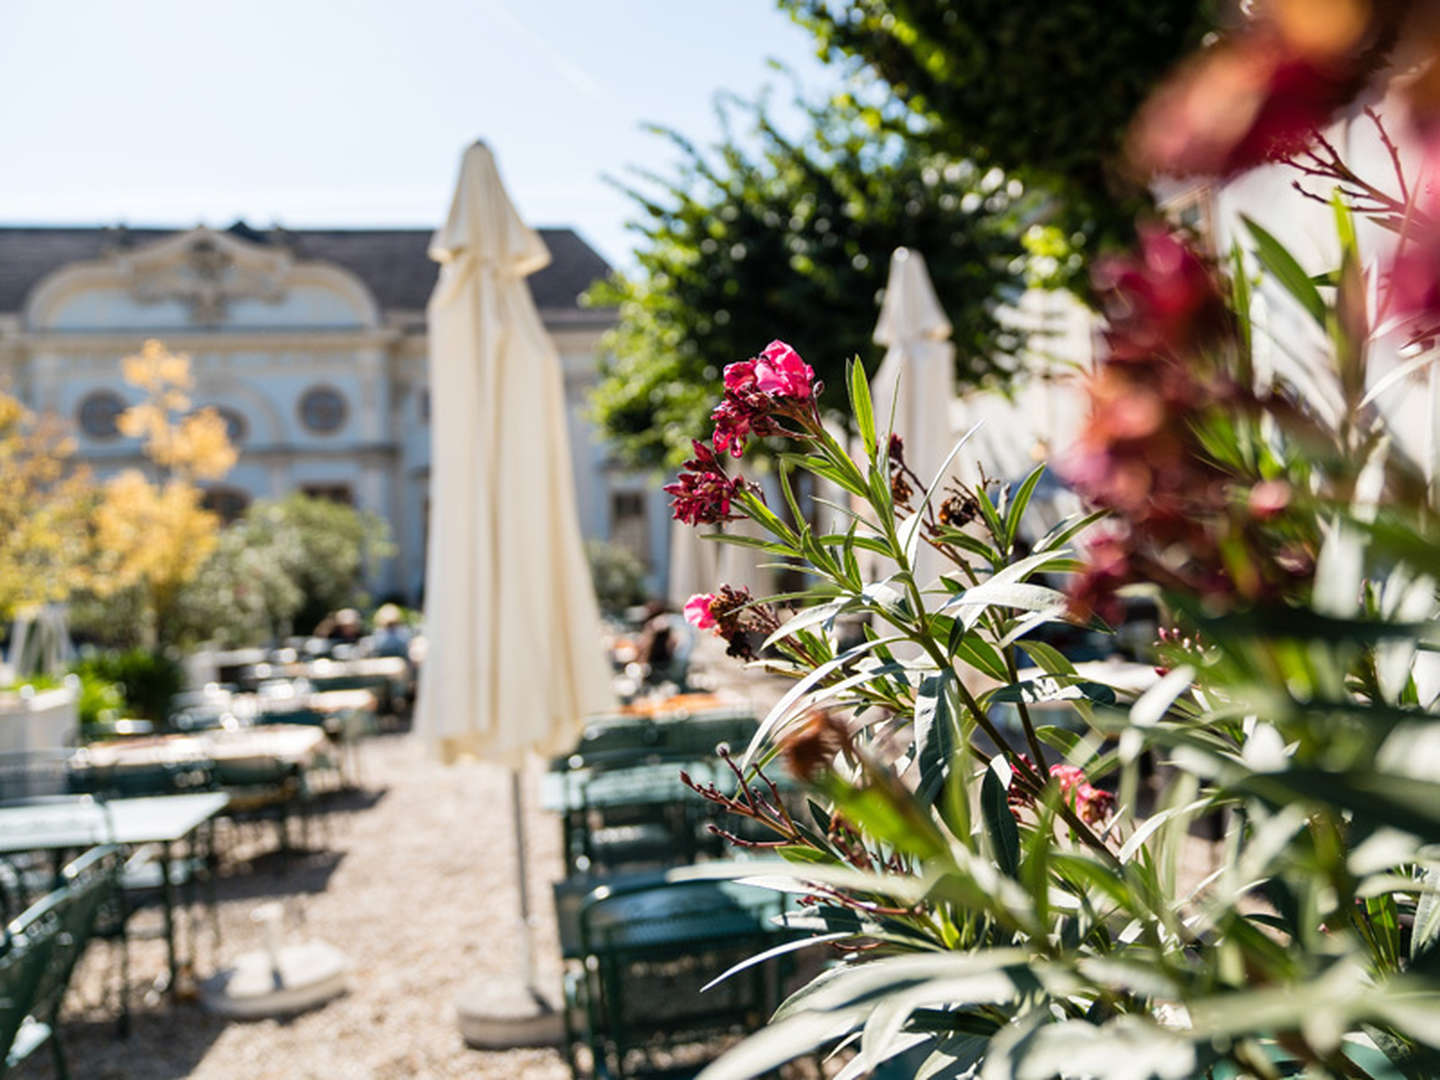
201;941;348;1020
456;977;564;1049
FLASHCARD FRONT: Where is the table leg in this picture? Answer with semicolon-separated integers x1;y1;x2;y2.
182;830;198;979
206;821;221;963
160;840;177;996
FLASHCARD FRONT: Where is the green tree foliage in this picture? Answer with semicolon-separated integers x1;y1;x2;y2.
587;91;1032;469
585;539;650;617
170;521;304;647
212;494;394;639
779;0;1218;258
75;493;394;648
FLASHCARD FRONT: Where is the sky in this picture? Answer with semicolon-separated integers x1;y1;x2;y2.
0;0;835;269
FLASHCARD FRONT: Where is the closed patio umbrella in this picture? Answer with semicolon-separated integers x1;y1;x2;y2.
417;141;613;1042
869;248;958;586
666;518;718;611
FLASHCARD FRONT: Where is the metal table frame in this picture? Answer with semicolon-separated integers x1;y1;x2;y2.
0;793;229;998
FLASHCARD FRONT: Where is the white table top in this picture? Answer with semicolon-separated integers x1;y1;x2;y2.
0;792;230;853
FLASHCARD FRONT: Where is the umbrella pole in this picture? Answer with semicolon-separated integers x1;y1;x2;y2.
510;766;541;1000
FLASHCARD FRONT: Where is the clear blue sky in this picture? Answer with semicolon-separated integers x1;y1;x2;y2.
0;0;834;269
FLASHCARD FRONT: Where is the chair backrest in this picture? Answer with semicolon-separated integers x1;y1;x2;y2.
567;711;760;771
0;846;119;1063
0;750;72;803
572;875;787;1075
71;760;214;800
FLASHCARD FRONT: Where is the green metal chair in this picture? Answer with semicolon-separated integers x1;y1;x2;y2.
0;845;120;1079
560;711;758;773
212;756;314;858
70;758;215;800
559;874;789;1078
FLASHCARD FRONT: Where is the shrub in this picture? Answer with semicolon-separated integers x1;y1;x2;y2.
71;648;185;724
585;539;650;617
670;212;1440;1076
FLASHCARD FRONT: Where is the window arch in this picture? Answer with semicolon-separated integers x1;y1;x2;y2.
213;406;248;445
201;486;251;524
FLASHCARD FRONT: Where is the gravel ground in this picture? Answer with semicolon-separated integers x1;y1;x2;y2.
15;735;578;1080
15;639;790;1080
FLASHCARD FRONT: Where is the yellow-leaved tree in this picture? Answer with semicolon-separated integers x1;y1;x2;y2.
0;393;98;622
91;340;236;646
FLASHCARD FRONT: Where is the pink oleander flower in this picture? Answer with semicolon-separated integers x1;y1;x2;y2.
684;593;719;632
711;341;817;457
1128;22;1365;179
1045;763;1116;824
664;440;747;526
753;340;815;400
1091;225;1229;363
1076;783;1116;825
1049;763;1086;795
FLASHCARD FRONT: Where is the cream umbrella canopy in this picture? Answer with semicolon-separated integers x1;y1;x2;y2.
417;143;613;1040
869;248;958;586
417;141;613;764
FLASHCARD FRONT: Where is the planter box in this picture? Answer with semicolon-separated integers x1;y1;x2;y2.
0;685;79;754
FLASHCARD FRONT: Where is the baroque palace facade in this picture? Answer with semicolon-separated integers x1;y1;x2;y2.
0;222;671;603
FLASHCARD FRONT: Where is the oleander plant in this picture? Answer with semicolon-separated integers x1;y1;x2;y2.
667;10;1440;1075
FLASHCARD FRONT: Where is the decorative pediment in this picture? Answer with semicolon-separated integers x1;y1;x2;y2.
24;224;381;331
114;227;292;327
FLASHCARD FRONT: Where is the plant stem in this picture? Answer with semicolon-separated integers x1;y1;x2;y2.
1004;647;1049;772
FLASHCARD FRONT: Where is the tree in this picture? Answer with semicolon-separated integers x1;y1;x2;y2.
80;341;235;647
0;394;97;623
587;90;1034;469
169;522;304;648
778;0;1219;262
222;494;394;638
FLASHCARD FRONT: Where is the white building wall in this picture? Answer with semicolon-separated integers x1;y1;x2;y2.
0;227;670;613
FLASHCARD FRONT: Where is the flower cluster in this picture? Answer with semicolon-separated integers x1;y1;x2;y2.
1091;226;1231;364
1127;2;1407;178
1048;763;1116;826
1005;758;1115;826
1065;228;1242;620
664;440;752;526
683;584;783;661
887;434;915;508
711;340;818;458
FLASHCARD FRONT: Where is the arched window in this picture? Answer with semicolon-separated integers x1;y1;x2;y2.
76;390;125;440
214;406;248;445
202;486;251;524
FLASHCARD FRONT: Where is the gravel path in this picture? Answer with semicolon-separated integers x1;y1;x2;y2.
16;736;576;1080
16;638;789;1080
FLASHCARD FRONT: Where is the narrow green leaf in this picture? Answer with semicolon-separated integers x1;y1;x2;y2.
1244;215;1326;325
1230;240;1253;385
1004;464;1046;548
850;357;877;461
981;763;1021;877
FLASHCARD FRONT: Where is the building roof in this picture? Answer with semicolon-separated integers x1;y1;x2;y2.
0;222;615;318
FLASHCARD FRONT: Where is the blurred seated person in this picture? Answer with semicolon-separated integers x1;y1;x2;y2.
325;608;364;645
371;604;412;658
639;606;694;690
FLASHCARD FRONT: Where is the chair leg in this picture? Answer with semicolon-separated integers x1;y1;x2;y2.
115;933;132;1039
49;1023;69;1080
205;822;221;965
